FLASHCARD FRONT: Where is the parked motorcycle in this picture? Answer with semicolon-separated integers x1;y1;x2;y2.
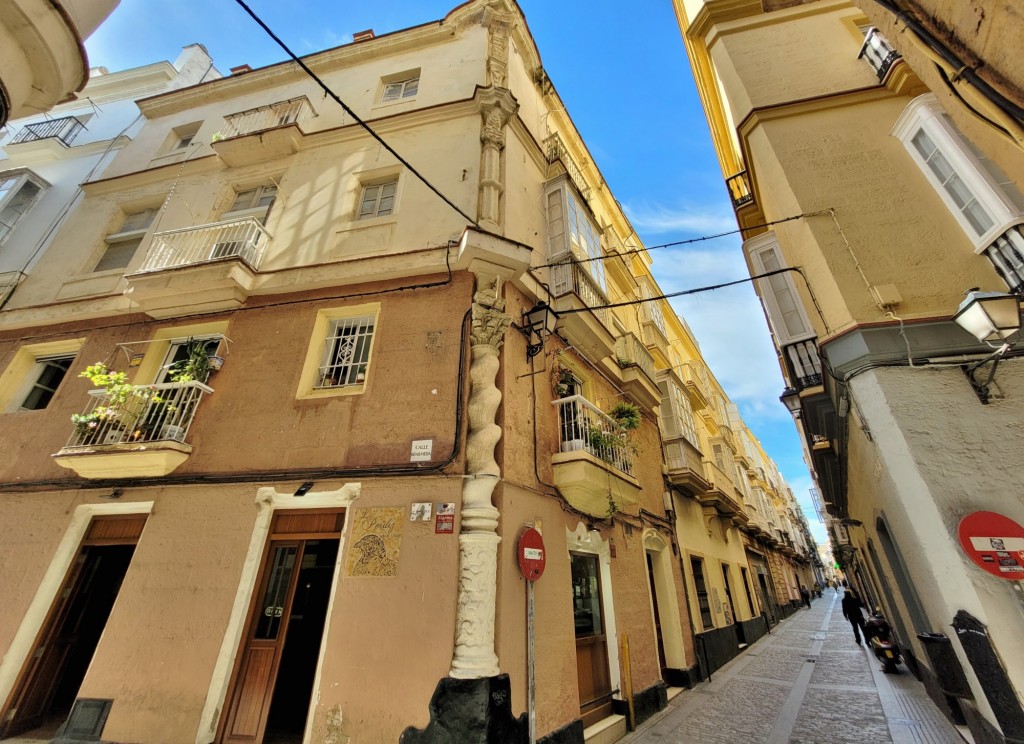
864;609;902;673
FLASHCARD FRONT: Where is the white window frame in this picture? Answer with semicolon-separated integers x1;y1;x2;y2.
0;338;84;413
93;208;158;273
658;378;697;448
893;94;1023;251
12;355;75;411
316;315;376;389
744;231;814;346
0;170;48;245
381;77;419;103
223;183;278;223
357;178;398;220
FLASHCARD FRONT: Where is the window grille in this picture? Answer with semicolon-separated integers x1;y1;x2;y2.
318;315;375;388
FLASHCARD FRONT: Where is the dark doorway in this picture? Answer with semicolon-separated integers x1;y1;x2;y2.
646;552;668;673
1;540;136;739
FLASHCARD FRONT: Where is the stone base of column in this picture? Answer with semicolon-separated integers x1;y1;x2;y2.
400;674;527;744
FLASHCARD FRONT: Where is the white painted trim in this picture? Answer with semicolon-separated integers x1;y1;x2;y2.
0;500;155;713
642;529;687;669
743;231;815;346
194;483;360;744
566;524;621;702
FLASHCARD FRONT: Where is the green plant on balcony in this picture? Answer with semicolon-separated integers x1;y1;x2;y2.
553;366;575;398
615;356;632;369
608;400;641;431
71;363;163;441
168;338;212;383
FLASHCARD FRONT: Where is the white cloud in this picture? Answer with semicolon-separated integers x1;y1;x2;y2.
624;201;738;236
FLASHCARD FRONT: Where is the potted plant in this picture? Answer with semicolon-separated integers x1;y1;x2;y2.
608;401;642;431
70;363;162;444
169;338;213;383
553;367;575;398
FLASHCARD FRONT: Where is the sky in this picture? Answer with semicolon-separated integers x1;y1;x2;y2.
83;0;827;544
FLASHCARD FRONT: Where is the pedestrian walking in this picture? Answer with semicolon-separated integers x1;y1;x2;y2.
800;585;811;608
841;588;868;644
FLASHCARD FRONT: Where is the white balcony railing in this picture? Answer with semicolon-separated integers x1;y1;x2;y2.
65;381;213;448
544;132;589;200
858;28;901;82
615;332;656;381
553;394;634;477
984;224;1024;295
220;96;315;139
550;256;612;326
139;217;270;273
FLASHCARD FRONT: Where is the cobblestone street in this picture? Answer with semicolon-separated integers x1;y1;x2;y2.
625;589;965;744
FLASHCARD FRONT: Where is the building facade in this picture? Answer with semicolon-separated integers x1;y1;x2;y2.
675;1;1024;742
0;2;816;743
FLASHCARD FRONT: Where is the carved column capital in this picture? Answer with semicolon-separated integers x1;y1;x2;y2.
477;86;519;150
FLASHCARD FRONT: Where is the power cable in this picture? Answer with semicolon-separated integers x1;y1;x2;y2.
231;0;480;228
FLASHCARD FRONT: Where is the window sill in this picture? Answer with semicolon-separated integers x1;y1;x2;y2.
336;214;398;232
370;97;419;113
297;383;367;400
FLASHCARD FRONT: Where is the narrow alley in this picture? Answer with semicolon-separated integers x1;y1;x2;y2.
625;589;964;744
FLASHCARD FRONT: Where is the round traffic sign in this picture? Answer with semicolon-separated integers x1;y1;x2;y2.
957;511;1024;580
517;527;546;582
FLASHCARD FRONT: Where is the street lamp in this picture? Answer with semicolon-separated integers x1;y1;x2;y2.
779;386;802;416
518;301;559;359
952;289;1022;404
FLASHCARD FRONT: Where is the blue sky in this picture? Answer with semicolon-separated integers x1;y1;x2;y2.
84;0;827;544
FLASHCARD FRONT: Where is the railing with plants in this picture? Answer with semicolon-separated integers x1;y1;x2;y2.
553;395;639;477
615;332;656;381
218;96;315;140
140;217;270;272
64;340;216;448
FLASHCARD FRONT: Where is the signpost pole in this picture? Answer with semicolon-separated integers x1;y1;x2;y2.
528;577;536;744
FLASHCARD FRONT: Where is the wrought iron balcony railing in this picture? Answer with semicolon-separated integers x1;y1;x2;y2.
858;28;901;82
550;256;612;327
782;337;822;390
139;217;271;273
11;116;85;146
220;96;315;139
544;132;590;200
64;381;212;448
726;170;753;208
553;394;634;477
983;224;1024;295
615;332;656;381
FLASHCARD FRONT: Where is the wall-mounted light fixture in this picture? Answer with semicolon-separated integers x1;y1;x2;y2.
517;301;559;359
779;386;801;416
953;288;1022;404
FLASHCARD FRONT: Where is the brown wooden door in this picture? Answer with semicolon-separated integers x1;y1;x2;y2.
0;516;144;739
571;552;613;728
221;542;304;743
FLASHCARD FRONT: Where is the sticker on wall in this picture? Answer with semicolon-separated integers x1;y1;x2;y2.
410;502;432;521
410;439;433;462
346;507;403;577
435;503;455;534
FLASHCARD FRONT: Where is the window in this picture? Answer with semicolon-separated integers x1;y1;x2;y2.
94;209;157;272
893;94;1024;249
157;337;221;384
167;122;202;153
358;179;397;219
658;378;697;446
744;231;814;346
296;303;380;398
18;355;74;410
224;184;278;226
0;171;47;244
690;557;714;630
0;338;84;413
381;77;419;103
566;190;606;291
318;315;375;388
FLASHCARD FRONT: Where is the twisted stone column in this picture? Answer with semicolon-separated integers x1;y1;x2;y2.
451;274;510;679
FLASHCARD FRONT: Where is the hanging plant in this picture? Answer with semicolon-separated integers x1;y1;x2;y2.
553;365;575;399
169;338;213;383
608;401;642;431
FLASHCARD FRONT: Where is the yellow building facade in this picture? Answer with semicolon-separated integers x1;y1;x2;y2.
676;1;1024;742
0;2;816;743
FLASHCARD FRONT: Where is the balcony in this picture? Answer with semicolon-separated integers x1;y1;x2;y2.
549;256;616;360
544;132;590;201
726;171;753;209
551;395;640;517
614;332;660;409
678;362;710;410
10;116;84;146
782;337;822;391
664;435;709;495
212;96;315;166
125;218;269;318
701;460;746;523
983;224;1024;295
858;28;901;83
53;381;212;479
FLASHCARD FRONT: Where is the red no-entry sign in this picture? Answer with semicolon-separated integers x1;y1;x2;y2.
518;527;546;582
958;511;1024;580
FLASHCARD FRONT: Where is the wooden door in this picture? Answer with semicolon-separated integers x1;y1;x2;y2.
0;516;144;738
571;552;612;728
646;552;667;673
221;541;304;743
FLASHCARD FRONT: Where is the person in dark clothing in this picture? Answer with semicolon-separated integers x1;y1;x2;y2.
842;589;867;644
800;585;811;608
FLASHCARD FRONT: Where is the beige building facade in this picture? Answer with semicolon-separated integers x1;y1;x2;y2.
0;2;816;743
675;1;1024;742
